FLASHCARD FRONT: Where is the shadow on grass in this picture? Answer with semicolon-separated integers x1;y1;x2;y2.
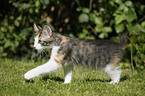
24;76;64;83
42;76;64;82
85;78;110;82
120;75;129;82
25;75;129;83
85;75;129;83
25;79;34;83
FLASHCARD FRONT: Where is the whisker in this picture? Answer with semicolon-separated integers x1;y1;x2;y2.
42;49;48;57
31;48;35;59
41;50;44;57
37;50;42;60
37;51;39;57
40;52;42;58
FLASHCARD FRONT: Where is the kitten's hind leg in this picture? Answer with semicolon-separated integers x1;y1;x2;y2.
63;64;73;84
24;59;62;80
104;64;122;84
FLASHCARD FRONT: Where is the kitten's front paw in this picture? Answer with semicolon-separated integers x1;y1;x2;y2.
24;71;38;80
109;80;119;84
24;72;33;80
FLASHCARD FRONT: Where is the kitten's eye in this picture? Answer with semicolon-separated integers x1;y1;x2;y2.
43;41;48;44
38;40;42;43
40;41;48;45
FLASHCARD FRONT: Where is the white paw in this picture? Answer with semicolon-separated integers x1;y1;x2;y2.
24;71;38;80
110;80;119;84
62;82;70;84
63;81;71;84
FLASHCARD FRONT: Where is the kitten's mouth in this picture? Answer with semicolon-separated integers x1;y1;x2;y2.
30;44;41;50
30;44;34;48
35;47;43;50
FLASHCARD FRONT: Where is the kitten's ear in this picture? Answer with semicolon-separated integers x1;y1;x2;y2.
42;25;52;37
38;25;42;31
34;23;42;34
34;23;39;33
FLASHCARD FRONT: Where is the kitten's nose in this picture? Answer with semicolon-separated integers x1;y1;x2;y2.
33;45;36;48
32;45;36;48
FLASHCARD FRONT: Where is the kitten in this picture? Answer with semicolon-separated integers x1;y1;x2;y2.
24;24;127;84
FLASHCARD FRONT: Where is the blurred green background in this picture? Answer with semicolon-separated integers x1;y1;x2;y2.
0;0;145;70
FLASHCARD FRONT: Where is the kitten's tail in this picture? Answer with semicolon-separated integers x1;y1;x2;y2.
118;32;128;50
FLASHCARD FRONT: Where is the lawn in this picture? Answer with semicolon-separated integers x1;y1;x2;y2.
0;58;144;96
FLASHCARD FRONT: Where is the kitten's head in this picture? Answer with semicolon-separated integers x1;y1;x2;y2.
33;24;53;50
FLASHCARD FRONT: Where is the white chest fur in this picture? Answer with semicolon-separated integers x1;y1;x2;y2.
34;36;43;50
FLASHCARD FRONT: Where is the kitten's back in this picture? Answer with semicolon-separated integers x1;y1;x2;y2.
63;38;124;69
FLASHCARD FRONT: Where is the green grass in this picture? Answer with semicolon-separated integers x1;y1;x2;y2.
0;58;144;96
